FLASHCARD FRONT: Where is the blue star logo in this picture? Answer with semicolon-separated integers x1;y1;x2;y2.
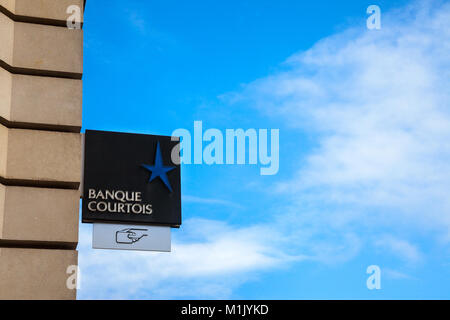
141;142;176;192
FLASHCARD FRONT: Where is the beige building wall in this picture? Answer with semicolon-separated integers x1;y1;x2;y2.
0;1;84;300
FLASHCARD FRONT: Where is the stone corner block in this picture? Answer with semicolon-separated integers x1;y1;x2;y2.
0;11;83;77
0;184;79;246
0;67;82;131
0;125;82;188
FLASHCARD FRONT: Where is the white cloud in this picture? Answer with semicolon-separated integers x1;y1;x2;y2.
77;214;362;299
230;1;450;240
383;268;413;280
78;1;450;298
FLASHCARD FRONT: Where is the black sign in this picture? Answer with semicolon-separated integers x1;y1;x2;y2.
82;130;181;227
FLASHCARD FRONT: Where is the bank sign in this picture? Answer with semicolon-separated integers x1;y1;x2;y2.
82;130;181;227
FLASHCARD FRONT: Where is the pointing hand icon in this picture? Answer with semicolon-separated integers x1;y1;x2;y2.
116;228;148;244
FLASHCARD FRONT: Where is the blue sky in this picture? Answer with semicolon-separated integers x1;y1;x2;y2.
77;0;450;299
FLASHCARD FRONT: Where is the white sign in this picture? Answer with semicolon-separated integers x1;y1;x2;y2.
92;223;171;252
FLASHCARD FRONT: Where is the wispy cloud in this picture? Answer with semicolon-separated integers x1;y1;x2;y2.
125;7;177;49
128;11;147;34
183;195;244;208
375;236;422;264
383;268;414;280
